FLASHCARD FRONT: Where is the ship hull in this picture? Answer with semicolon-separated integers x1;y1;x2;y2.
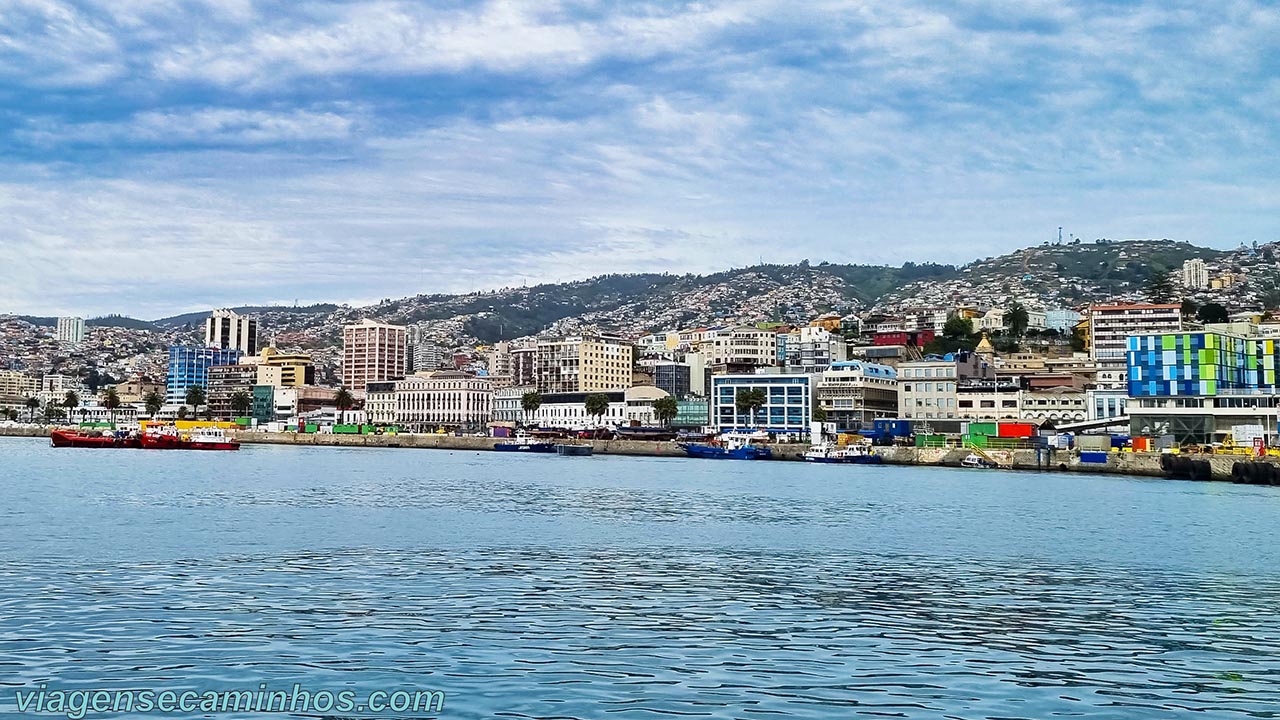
50;430;141;449
679;443;772;460
140;434;240;451
493;442;556;453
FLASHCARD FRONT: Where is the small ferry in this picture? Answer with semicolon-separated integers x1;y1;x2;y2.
141;426;240;451
803;442;883;465
679;432;773;460
51;428;141;449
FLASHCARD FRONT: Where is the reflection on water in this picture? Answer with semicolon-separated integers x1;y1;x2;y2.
2;439;1280;718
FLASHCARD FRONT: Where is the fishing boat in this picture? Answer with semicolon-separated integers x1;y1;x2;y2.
679;433;773;460
141;426;240;451
554;443;593;456
494;432;556;453
50;428;141;449
803;442;883;464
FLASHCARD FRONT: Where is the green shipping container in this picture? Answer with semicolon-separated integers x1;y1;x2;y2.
304;424;319;433
915;434;947;448
333;424;361;434
963;434;989;448
968;422;999;436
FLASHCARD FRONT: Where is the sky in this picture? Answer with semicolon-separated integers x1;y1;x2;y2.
1;0;1277;318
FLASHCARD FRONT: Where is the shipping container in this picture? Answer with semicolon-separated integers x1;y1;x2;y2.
968;422;999;437
1132;437;1152;452
333;424;361;434
889;420;913;437
963;434;989;448
997;422;1036;438
304;423;318;433
1080;451;1110;464
915;434;947;448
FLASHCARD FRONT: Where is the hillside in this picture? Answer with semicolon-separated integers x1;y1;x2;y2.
125;239;1278;352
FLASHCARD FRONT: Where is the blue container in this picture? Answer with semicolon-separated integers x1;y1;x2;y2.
889;420;912;437
1081;451;1110;464
1110;435;1130;449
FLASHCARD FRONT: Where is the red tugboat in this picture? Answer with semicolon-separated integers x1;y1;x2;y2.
141;426;240;451
50;428;142;449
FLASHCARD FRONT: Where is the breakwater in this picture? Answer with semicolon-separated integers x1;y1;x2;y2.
4;425;1277;483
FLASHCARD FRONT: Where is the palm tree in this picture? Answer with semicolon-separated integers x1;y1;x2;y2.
584;393;611;429
520;390;542;427
100;388;121;427
184;386;206;420
43;403;65;424
144;391;164;418
79;407;89;425
62;390;79;424
735;388;767;429
334;387;354;423
24;396;39;423
652;396;678;427
177;406;188;421
230;391;252;419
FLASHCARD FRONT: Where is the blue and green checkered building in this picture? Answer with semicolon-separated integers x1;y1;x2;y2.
1127;332;1280;397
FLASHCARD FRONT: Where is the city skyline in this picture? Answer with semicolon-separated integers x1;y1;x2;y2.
3;1;1278;317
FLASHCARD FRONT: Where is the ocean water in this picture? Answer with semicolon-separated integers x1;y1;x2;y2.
2;437;1280;719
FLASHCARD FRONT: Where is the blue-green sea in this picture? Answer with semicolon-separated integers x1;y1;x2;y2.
3;436;1280;719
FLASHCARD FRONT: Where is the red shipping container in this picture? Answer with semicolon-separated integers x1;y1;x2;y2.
1132;437;1151;452
997;422;1036;438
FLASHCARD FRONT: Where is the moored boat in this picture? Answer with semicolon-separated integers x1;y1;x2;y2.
555;443;593;456
494;433;557;453
960;453;997;469
50;429;141;449
679;433;773;460
803;442;883;464
141;426;240;451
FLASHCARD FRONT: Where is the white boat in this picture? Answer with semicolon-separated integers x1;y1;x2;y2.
960;453;997;469
804;442;883;464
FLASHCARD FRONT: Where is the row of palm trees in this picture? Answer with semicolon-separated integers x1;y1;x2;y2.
17;386;261;426
517;390;681;428
18;388;125;425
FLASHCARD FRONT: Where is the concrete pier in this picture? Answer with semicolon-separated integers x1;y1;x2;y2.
4;425;1276;483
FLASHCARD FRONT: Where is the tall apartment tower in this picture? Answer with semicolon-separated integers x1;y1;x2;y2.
56;316;85;345
342;319;407;391
1182;258;1209;289
1088;303;1182;389
205;309;259;354
535;334;634;394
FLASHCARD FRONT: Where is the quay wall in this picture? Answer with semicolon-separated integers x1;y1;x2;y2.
2;425;1274;483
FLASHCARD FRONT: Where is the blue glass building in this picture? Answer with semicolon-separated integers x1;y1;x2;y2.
166;346;242;404
712;374;813;434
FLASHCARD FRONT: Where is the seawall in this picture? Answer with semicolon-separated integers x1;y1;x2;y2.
3;425;1275;483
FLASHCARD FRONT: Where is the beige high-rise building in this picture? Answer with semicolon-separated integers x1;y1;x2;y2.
342;319;407;392
536;334;634;394
254;346;315;387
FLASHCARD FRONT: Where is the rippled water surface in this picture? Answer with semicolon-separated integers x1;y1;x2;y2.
3;438;1280;719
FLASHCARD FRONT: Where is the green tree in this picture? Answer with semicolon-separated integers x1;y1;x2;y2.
1143;272;1178;303
230;391;252;418
1197;302;1229;324
43;403;65;423
652;395;678;426
144;391;164;418
335;387;354;412
520;390;543;427
177;406;189;420
24;396;39;423
812;402;827;424
184;386;206;419
1069;325;1087;352
62;390;79;421
584;393;611;426
1181;298;1198;317
1006;302;1030;337
735;388;768;428
4;408;17;422
943;315;975;337
100;388;121;426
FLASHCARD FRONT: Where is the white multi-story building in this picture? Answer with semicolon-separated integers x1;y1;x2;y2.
955;380;1023;421
706;326;778;367
816;361;899;431
365;370;492;431
527;387;670;427
342;319;407;392
898;352;993;421
1020;388;1089;424
1088;304;1182;389
205;309;258;354
56;316;85;345
783;326;847;373
492;385;533;425
1182;258;1209;289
